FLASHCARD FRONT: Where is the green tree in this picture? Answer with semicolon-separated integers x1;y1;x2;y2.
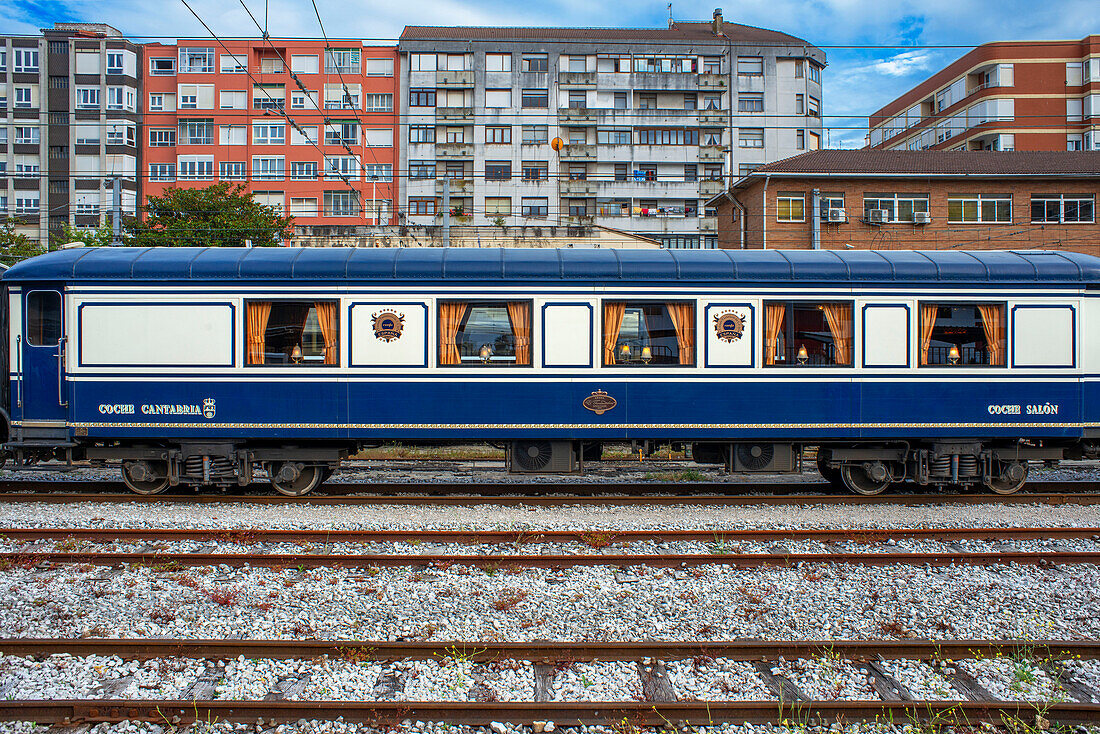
52;222;114;249
126;183;294;247
0;219;46;267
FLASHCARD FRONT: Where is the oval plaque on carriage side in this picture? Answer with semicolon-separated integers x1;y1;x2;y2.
582;389;617;415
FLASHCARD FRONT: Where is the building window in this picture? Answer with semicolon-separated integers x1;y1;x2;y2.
364;58;393;76
149;94;166;111
737;57;763;76
14;49;39;73
179;47;214;73
764;301;852;367
220;90;247;109
324;191;358;217
486;126;511;144
253;122;286;145
485;197;511;215
521;162;548;181
521;55;548;72
409;53;436;71
948;194;1012;223
409;198;436;215
76;88;100;109
149;163;175;182
486;53;511;72
521;89;548;108
919;303;1006;367
246;301;339;366
15;196;40;214
178;119;214;145
684;164;697;182
291;126;317;146
364;93;393;111
637;128;698;145
795;94;804;115
807;96;820;118
738;93;763;113
291;161;317;180
217;161;245;180
252;156;285;181
14;127;40;145
738;129;764;148
808;63;821;84
49;76;68;89
776;192;805;222
178;156;214;180
485;161;512;181
409;162;435;179
794;60;804;78
149;129;177;147
438;301;532;367
290;55;318;74
603;301;695;367
522;125;548;145
324;155;360;180
106;52;124;75
409;88;435;106
485;89;511;108
796;129;805;150
324;49;360;74
324;121;357;146
253;84;285;109
13;87;32;109
410;126;435;144
597;129;631;145
1031;195;1094;224
364;164;392;182
150;57;175;75
289;197;318;217
220;125;246;145
521;197;548;217
863;194;930;223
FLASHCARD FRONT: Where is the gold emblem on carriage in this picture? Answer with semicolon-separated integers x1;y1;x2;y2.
202;398;216;420
713;311;746;343
582;389;617;415
371;311;405;342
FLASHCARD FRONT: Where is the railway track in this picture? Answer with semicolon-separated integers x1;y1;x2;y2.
5;525;1098;543
2;639;1099;726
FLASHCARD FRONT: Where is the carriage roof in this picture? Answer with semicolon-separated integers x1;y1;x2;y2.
4;247;1100;286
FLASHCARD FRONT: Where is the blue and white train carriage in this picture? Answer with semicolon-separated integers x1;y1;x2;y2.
3;246;1100;496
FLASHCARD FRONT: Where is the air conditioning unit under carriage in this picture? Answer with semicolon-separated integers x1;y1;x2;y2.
507;440;578;473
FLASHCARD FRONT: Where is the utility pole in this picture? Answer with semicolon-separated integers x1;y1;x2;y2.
442;177;451;247
111;177;122;245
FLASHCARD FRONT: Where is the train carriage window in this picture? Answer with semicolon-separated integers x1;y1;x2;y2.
246;300;339;366
26;291;62;346
919;303;1005;366
764;301;852;366
438;300;532;366
603;301;695;366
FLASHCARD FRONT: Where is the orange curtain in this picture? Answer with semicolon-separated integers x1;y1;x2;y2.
665;302;695;365
977;304;1005;366
438;302;467;366
314;301;339;365
507;302;531;366
820;303;853;366
920;304;938;365
603;302;626;365
765;303;785;365
246;302;272;365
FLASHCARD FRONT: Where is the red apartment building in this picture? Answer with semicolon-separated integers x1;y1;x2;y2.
141;39;399;236
868;36;1100;153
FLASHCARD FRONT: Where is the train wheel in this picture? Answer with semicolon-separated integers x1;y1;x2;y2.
985;461;1028;495
121;460;170;495
271;463;323;496
816;454;844;488
840;464;891;496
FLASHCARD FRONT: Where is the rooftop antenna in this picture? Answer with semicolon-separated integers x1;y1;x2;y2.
668;2;673;28
263;0;269;39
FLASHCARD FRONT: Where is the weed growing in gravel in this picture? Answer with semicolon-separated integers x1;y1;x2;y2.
335;645;375;663
204;586;239;606
578;531;617;550
492;588;528;611
880;619;910;638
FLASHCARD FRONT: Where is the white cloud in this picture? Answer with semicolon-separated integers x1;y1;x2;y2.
870;50;934;77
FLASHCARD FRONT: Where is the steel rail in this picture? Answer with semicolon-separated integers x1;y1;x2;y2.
3;638;1098;661
4;526;1099;544
3;549;1097;568
3;700;1099;726
1;492;1099;507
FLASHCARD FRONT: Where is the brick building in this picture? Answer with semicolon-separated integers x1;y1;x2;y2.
867;35;1100;152
708;150;1100;254
141;39;399;235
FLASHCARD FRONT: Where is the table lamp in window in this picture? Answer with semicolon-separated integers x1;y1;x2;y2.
479;344;493;363
619;344;630;361
948;345;960;365
291;345;302;364
796;345;808;365
641;346;652;364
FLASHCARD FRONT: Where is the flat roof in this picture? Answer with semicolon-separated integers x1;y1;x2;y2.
4;247;1099;286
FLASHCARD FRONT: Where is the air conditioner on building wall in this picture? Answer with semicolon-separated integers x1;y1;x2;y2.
913;211;932;225
868;209;889;224
827;208;847;223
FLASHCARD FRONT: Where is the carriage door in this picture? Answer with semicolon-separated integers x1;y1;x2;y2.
19;288;67;427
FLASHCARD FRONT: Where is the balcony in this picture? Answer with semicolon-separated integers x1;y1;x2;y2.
698;73;726;89
699;216;718;233
436;70;474;87
697;110;726;127
558;71;596;87
435;107;473;121
436;178;473;195
558;108;597;124
698;179;725;196
698;146;725;162
435;142;474;158
560;144;597;160
559;180;598;196
630;72;697;91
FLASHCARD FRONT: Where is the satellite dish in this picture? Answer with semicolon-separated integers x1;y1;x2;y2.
550;137;565;151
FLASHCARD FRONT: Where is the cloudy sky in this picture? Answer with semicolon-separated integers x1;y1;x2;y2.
4;0;1094;147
